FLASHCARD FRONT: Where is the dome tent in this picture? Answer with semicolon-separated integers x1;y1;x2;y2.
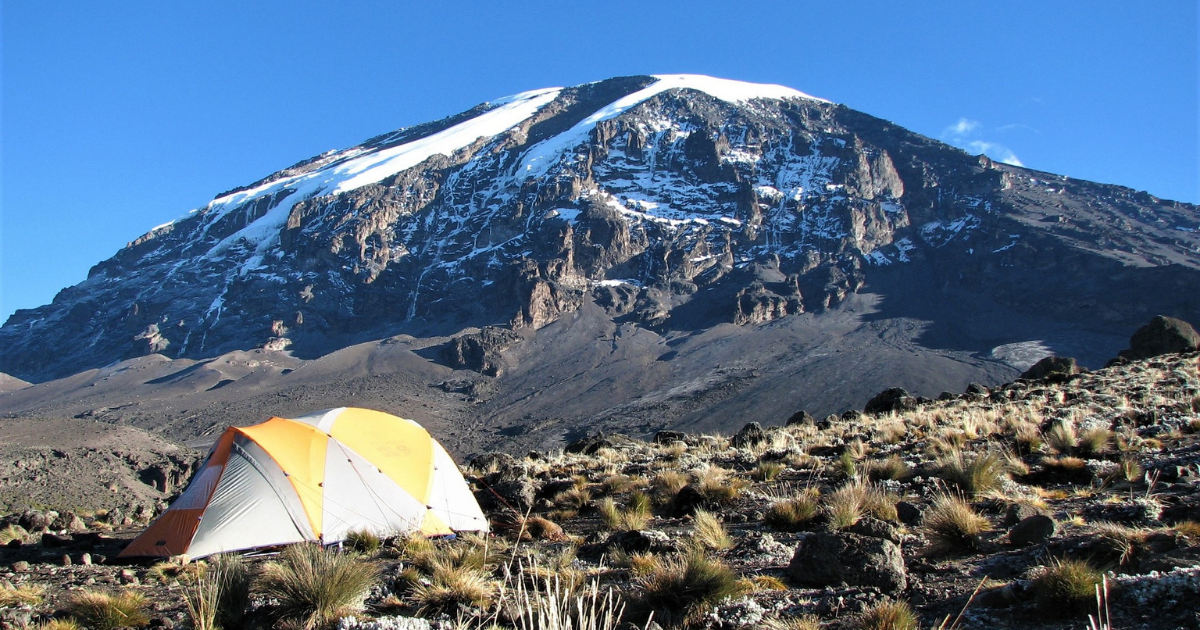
120;407;488;559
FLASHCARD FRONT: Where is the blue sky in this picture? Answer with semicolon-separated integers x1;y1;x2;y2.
2;1;1197;322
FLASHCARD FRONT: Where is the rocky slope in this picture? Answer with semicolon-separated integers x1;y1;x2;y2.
2;74;1198;390
0;337;1197;630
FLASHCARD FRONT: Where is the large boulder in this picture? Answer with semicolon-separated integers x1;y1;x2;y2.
863;387;917;415
787;531;907;592
1020;356;1080;382
1118;316;1200;361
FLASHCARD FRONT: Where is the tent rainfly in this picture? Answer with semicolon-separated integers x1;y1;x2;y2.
120;407;488;559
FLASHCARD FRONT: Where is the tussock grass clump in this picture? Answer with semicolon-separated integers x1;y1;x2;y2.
0;583;44;606
923;493;991;552
598;491;653;531
508;567;626;630
1046;422;1079;455
866;455;911;481
344;529;382;554
410;559;496;616
637;548;746;625
183;553;254;630
147;558;204;584
856;599;919;630
1173;520;1200;538
651;471;690;503
691;509;733;550
1033;558;1103;615
825;480;898;530
32;622;83;630
257;543;380;629
763;615;822;630
1094;522;1151;568
693;466;748;505
64;590;151;629
765;489;820;532
937;449;1007;496
610;548;662;577
0;524;27;545
1078;427;1113;455
601;474;647;495
752;460;786;482
745;575;789;591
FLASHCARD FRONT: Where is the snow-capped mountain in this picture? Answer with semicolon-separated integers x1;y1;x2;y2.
2;74;1198;385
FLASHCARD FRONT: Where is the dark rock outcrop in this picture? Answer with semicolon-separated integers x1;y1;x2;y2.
787;531;907;592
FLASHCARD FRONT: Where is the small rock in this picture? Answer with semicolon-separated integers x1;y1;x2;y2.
848;516;902;543
11;561;29;573
896;501;924;526
1020;356;1080;382
61;554;72;567
730;422;767;449
41;532;71;548
91;554;107;565
603;529;674;554
1009;515;1056;546
1003;502;1048;527
672;484;708;517
118;568;138;584
965;383;990;396
863;388;917;415
785;411;815;427
653;430;687;444
565;432;612;455
80;552;92;566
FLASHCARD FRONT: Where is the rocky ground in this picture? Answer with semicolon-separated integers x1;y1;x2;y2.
0;319;1197;629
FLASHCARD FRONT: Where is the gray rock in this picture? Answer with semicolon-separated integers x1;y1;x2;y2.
11;561;29;572
847;516;902;543
896;501;924;526
1009;514;1056;545
788;531;907;592
786;410;815;426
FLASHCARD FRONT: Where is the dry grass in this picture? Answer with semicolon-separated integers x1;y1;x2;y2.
763;615;822;630
0;583;44;607
411;560;496;615
766;488;820;532
691;509;733;550
598;491;653;531
507;564;626;630
183;553;254;630
344;529;382;554
1046;422;1079;455
257;543;380;629
1033;558;1103;615
752;460;786;482
866;454;911;481
609;548;663;577
64;590;151;629
923;493;991;552
856;600;919;630
936;448;1008;496
651;471;690;503
0;524;27;545
693;466;748;505
637;548;746;626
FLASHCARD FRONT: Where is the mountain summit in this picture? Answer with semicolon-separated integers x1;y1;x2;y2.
2;75;1198;433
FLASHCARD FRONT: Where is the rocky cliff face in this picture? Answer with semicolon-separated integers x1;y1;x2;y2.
2;74;1198;382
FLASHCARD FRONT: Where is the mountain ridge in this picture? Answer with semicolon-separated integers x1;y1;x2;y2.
1;74;1197;448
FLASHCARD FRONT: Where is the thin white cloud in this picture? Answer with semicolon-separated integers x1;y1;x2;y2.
940;118;1024;167
944;117;980;139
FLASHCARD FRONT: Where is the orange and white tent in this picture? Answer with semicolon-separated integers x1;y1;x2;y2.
120;407;488;559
